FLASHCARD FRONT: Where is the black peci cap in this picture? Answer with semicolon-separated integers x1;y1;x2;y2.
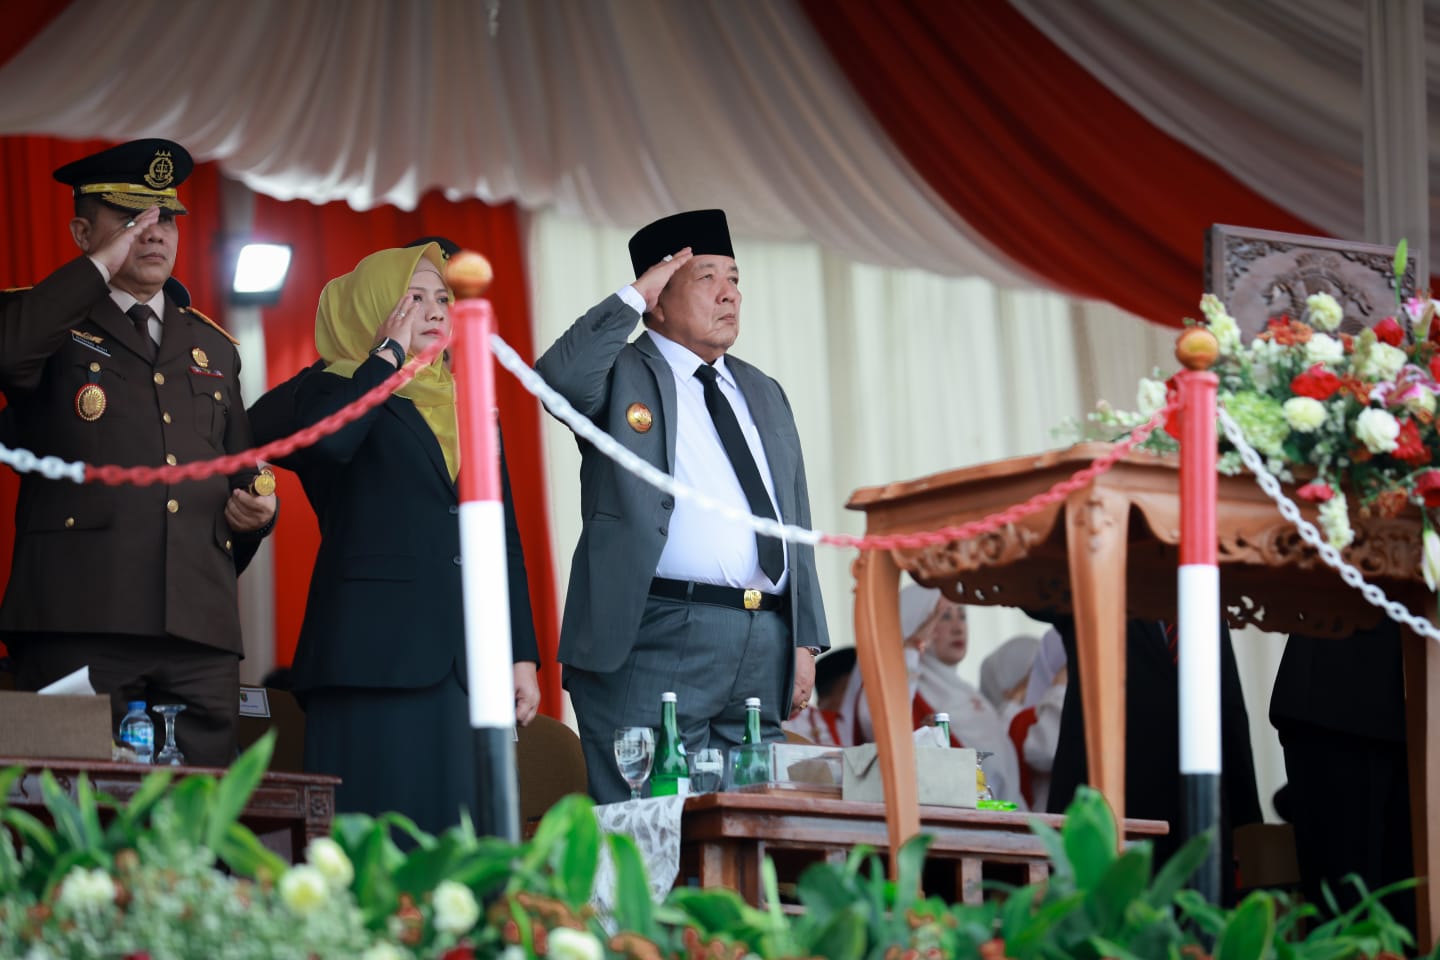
628;209;734;277
52;138;193;214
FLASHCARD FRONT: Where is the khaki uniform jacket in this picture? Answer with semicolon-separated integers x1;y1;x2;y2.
0;257;266;654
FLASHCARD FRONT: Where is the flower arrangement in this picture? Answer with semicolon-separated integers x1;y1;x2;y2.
1067;241;1440;589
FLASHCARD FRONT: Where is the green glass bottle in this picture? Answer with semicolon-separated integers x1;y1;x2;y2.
934;711;952;746
650;691;690;797
733;696;771;786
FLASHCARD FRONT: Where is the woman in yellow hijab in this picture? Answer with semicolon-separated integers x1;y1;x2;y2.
275;243;540;836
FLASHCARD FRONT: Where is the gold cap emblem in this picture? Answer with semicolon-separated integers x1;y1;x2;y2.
249;468;277;497
74;384;107;421
191;347;209;368
144;149;175;189
626;402;653;433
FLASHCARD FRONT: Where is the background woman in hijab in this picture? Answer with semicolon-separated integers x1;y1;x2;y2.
280;244;540;835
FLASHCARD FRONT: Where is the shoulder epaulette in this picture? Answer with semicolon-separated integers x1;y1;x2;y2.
2;286;32;294
181;305;239;346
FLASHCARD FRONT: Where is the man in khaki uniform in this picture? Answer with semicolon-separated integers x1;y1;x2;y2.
0;139;276;766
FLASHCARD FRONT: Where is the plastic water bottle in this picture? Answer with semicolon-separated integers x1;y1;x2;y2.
119;700;154;764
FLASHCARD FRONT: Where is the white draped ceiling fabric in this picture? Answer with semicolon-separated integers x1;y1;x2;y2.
0;0;1036;286
1010;0;1440;265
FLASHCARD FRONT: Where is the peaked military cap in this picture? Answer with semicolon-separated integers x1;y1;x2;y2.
405;236;460;259
628;209;734;277
52;138;193;214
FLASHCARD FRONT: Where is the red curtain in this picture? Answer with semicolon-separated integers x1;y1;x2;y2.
0;137;228;658
250;194;562;717
799;0;1323;327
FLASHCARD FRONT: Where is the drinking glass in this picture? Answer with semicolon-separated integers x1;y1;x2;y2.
152;704;187;766
688;748;724;793
613;727;654;800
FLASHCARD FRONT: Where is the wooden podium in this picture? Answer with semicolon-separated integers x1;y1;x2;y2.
847;443;1439;945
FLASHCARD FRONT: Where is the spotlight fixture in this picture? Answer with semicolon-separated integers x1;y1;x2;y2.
229;243;292;306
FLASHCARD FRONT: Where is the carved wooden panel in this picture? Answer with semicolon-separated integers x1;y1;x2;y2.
1204;224;1416;342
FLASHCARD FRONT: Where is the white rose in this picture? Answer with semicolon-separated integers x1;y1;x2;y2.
1358;342;1407;381
547;927;605;960
361;945;409;960
56;867;116;913
1303;333;1344;367
1136;377;1168;417
1319;494;1355;549
432;880;479;935
1306;291;1344;331
1210;313;1242;356
1354;407;1401;453
279;865;329;916
305;837;354;889
1407;387;1436;417
1424;528;1440;592
1282;397;1327;433
499;948;527;960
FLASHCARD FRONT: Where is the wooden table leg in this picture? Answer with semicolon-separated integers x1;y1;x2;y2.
1403;617;1439;950
1065;485;1130;831
853;548;920;881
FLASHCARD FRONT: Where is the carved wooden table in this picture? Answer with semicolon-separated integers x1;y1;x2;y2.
678;789;1168;907
2;758;339;863
846;443;1439;944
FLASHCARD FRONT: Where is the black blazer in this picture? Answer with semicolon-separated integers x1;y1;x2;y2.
250;355;539;694
1270;620;1406;743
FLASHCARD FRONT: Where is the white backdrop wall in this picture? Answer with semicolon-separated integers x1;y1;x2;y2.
523;210;1293;822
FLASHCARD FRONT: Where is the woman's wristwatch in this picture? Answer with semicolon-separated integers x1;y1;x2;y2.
370;337;405;367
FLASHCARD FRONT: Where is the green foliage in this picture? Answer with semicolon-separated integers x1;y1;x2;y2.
0;752;1428;959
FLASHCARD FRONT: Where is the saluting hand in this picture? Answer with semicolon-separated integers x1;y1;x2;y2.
371;293;417;365
631;247;694;313
87;204;161;278
226;488;276;532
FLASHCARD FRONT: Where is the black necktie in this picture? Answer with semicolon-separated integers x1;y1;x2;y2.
694;362;785;584
126;303;157;362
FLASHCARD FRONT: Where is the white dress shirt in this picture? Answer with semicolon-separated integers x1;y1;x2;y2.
90;256;165;344
619;287;788;592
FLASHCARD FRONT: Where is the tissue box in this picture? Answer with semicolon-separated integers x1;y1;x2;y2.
841;744;978;808
0;691;113;761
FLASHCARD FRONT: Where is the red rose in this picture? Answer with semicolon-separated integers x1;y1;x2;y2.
1295;482;1334;502
1375;316;1405;346
1291;364;1342;400
1429;354;1440;382
1393;419;1431;466
1415;470;1440;507
441;946;477;960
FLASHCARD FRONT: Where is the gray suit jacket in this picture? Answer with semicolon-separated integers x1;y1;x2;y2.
536;294;828;675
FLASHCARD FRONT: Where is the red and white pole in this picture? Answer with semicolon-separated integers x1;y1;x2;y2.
446;251;518;843
1175;327;1221;903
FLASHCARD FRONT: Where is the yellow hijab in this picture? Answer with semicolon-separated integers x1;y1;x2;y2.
315;244;459;480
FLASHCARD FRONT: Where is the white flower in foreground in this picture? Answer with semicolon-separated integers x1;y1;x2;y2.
1355;407;1401;453
1136;377;1168;417
1306;291;1344;331
499;947;527;960
1319;494;1355;550
1282;397;1327;433
279;864;329;915
305;836;354;889
1358;342;1407;382
548;927;605;960
56;867;116;913
361;945;408;960
432;879;480;935
1407;387;1437;417
1304;332;1345;367
1424;528;1440;592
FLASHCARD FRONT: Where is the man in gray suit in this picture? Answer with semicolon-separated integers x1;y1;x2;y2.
537;209;829;802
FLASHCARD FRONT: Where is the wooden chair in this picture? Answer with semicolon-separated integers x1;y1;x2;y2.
1204;224;1416;341
516;714;588;828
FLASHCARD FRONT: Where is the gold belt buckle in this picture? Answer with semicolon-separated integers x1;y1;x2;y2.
743;589;761;611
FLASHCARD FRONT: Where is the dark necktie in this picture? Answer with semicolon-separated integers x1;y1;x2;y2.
126;303;157;362
694;362;785;584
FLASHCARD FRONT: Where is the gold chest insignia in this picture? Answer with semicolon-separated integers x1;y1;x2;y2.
191;347;209;368
626;402;653;433
74;384;107;421
144;150;175;189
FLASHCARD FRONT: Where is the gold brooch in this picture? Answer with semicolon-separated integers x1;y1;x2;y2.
626;402;653;433
74;384;107;421
191;347;209;368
